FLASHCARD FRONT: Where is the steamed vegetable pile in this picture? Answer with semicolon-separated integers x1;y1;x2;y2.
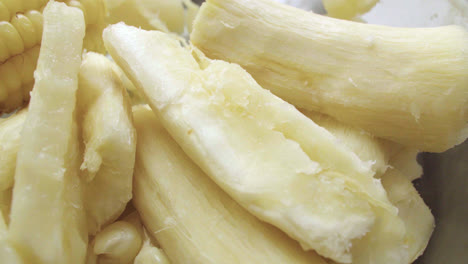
1;0;467;263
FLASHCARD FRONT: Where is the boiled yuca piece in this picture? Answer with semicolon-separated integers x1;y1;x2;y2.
382;169;435;262
105;0;185;33
304;111;434;263
105;24;399;263
134;240;171;264
303;111;389;176
381;143;422;181
78;52;136;235
8;2;87;264
0;210;25;264
93;221;143;264
132;105;325;264
0;110;27;222
303;111;409;264
323;0;379;19
191;0;468;152
123;211;171;264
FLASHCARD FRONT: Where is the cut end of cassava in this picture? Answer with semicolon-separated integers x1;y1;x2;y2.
191;0;468;153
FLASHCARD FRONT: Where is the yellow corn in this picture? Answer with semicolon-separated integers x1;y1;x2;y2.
0;0;106;113
0;0;48;22
0;45;40;113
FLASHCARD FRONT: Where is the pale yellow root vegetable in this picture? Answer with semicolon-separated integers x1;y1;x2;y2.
304;111;434;262
191;0;468;153
8;2;87;264
77;52;136;235
105;0;185;33
123;210;171;264
303;111;389;176
382;169;435;262
134;240;171;264
109;60;146;105
0;209;24;264
104;23;403;263
132;105;325;264
382;143;422;181
0;109;26;192
134;228;170;264
93;220;143;264
323;0;379;19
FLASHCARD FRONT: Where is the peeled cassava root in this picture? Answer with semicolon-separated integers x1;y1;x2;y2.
191;0;468;153
8;2;87;263
104;23;408;263
78;52;136;235
303;111;434;262
132;105;325;264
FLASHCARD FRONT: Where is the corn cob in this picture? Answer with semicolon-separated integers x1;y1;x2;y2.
0;46;40;112
0;0;48;22
8;2;87;264
93;221;143;264
191;0;468;153
0;0;107;113
77;52;136;235
323;0;379;19
0;10;43;63
132;105;325;264
105;24;402;263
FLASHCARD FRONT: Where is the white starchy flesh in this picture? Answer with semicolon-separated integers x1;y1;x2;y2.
78;52;136;235
0;110;26;224
303;111;389;176
8;2;87;264
191;0;468;153
0;109;26;192
132;105;326;264
109;60;146;105
385;145;422;181
0;210;24;264
134;241;171;264
104;24;402;262
93;220;143;264
105;0;185;33
323;0;379;19
382;169;435;262
133;215;171;264
302;111;412;264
